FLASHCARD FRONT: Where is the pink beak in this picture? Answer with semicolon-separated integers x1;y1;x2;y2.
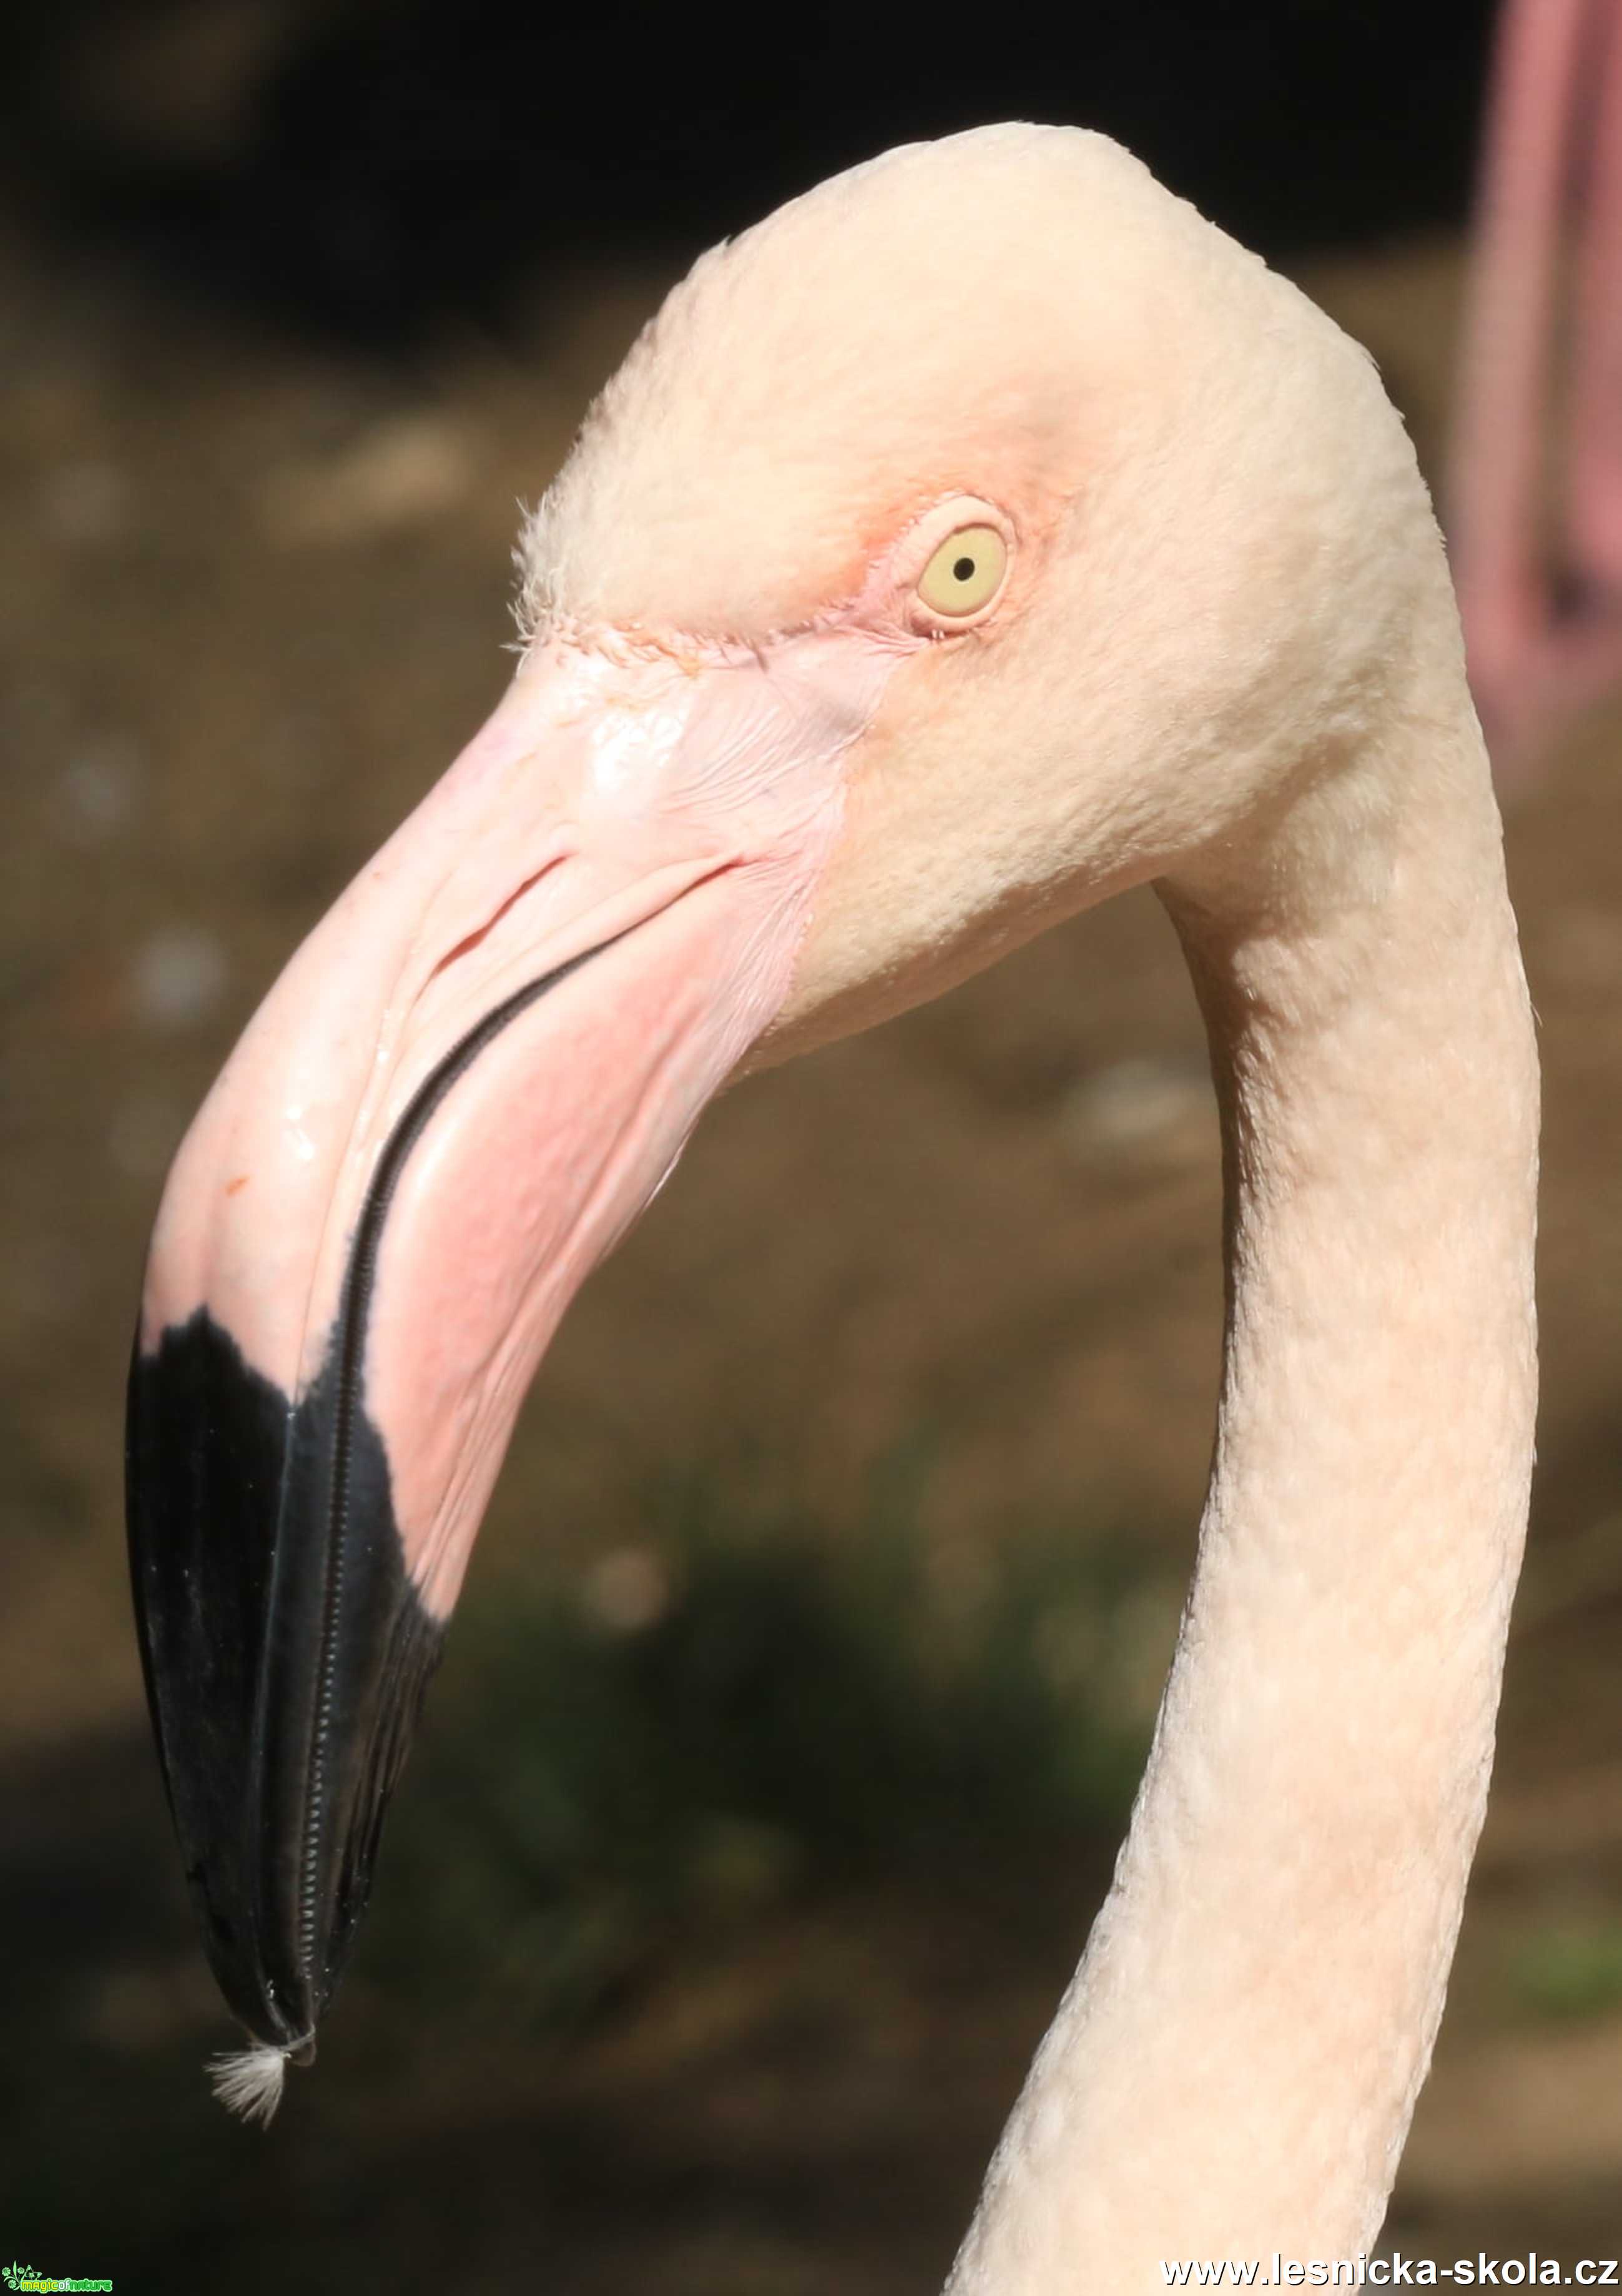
126;626;894;2058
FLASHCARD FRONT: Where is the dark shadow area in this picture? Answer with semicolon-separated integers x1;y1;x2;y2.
1;1497;1138;2292
6;0;1497;346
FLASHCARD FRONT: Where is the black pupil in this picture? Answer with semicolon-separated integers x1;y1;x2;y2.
953;556;976;582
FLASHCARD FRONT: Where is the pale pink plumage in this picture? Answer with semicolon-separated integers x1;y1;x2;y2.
137;126;1540;2277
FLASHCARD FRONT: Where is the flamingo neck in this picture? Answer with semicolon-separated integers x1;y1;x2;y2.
947;709;1539;2286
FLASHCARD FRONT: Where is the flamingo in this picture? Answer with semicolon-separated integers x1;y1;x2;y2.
1452;0;1622;768
127;125;1540;2280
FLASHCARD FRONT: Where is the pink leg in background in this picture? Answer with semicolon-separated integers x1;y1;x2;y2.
1450;0;1622;780
1566;0;1622;596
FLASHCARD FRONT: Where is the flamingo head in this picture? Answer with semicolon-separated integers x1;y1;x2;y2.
126;123;1437;2070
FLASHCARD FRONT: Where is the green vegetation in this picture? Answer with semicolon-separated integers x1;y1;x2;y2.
364;1470;1154;2033
1508;1918;1622;2023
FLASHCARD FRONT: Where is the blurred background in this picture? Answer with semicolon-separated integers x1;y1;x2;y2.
6;1;1622;2286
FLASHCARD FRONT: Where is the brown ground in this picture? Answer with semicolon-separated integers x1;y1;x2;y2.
3;217;1622;2289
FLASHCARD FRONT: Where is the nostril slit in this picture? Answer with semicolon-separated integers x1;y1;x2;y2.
427;859;563;983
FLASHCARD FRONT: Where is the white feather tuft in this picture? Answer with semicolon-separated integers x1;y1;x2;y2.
208;2042;290;2127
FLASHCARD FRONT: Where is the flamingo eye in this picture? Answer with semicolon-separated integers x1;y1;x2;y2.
916;525;1008;617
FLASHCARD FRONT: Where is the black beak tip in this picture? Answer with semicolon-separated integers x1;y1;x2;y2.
127;1305;446;2056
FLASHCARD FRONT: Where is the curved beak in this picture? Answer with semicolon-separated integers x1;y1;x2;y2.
127;628;889;2058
